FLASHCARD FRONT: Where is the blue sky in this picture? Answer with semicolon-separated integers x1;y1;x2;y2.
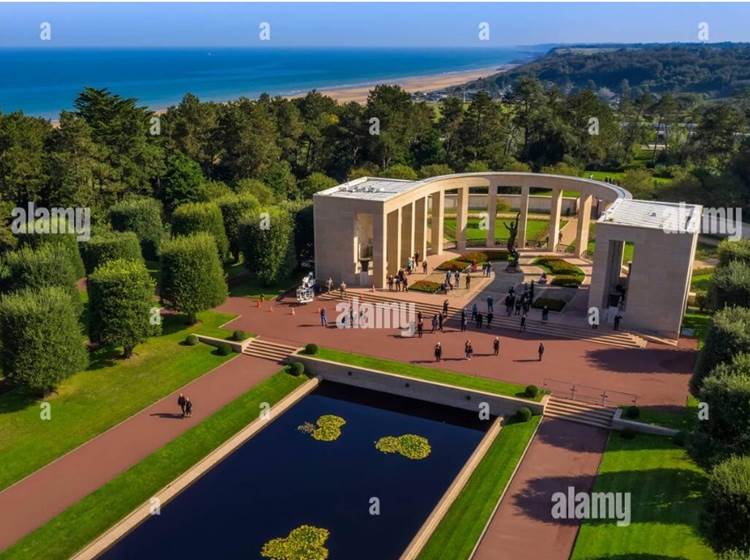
1;3;749;47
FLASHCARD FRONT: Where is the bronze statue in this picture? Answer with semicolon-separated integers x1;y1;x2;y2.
504;212;520;269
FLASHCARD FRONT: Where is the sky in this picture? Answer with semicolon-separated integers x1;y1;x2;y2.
0;3;749;48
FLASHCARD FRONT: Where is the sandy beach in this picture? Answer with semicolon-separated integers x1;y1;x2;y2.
294;64;512;103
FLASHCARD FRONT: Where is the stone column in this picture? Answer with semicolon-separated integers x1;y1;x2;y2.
414;197;427;261
547;188;563;252
575;193;593;257
372;211;387;288
486;185;497;248
387;207;401;275
400;201;415;265
430;190;444;255
456;186;469;251
518;185;530;248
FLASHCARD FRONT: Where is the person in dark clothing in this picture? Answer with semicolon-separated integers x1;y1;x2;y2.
614;314;622;330
443;299;449;315
487;312;493;328
515;299;522;316
460;310;466;331
520;314;527;331
177;393;186;417
184;397;193;418
538;342;545;361
438;313;444;332
493;337;500;356
542;306;549;321
417;319;423;338
434;342;442;362
477;313;483;329
487;295;494;313
431;314;438;333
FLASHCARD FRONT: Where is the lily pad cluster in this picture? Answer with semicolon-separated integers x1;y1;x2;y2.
298;414;346;442
375;434;432;460
261;524;330;560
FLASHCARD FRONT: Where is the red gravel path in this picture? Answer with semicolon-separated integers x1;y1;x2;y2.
473;418;608;560
0;355;281;551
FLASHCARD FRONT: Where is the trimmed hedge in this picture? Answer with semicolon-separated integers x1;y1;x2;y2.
185;334;199;346
531;297;567;312
304;343;318;355
171;202;229;260
109;197;164;260
524;385;539;398
516;407;532;422
231;330;246;341
160;233;228;324
533;257;584;277
710;260;750;309
289;362;305;376
216;342;233;356
551;274;583;288
692;306;750;391
15;217;85;279
83;231;143;274
1;244;81;314
410;280;443;294
216;193;260;261
702;455;750;553
718;239;750;267
88;259;159;358
239;206;295;286
0;286;88;394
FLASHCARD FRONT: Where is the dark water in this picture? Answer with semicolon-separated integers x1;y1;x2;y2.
98;381;491;560
0;47;542;117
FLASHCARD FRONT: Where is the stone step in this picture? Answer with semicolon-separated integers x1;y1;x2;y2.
544;396;615;429
242;338;299;362
544;409;613;429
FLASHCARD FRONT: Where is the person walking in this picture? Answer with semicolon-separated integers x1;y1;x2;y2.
417;318;424;338
340;281;347;296
471;303;478;322
487;295;494;314
431;314;438;333
538;342;545;361
460;309;467;332
464;340;471;360
443;299;449;316
387;274;394;291
520;313;527;332
465;274;471;290
403;275;409;292
614;314;622;330
505;294;513;316
487;311;493;328
434;342;442;362
515;298;522;316
542;305;549;322
454;270;460;288
184;397;193;418
326;277;333;293
177;393;186;417
438;312;444;332
319;307;328;327
493;336;500;356
422;260;428;275
476;313;483;329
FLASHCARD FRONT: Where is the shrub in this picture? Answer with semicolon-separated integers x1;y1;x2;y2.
159;152;205;213
299;172;337;198
620;428;637;439
281;200;314;266
185;334;198;346
624;405;640;419
231;330;246;341
171;202;229;260
533;257;584;278
109;197;164;260
516;407;532;422
1;245;81;314
435;258;469;272
551;275;583;288
288;362;305;376
531;297;567;312
216;193;260;261
239;206;295;286
88;259;159;358
692;306;750;390
0;287;88;394
14;216;85;279
409;280;443;294
304;343;319;355
524;385;539;398
702;455;750;553
83;231;143;274
718;550;750;560
718;239;750;267
689;357;750;468
160;233;227;324
710;260;750;309
418;163;453;178
216;342;232;356
381;164;418;180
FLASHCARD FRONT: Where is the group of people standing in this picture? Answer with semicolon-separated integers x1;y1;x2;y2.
387;269;410;292
176;393;193;418
432;335;504;362
442;268;472;292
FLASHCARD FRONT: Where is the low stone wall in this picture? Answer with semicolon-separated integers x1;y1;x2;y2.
194;334;249;353
293;354;546;417
611;409;679;436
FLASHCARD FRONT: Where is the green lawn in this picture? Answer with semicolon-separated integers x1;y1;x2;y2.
2;370;306;560
418;416;541;560
228;269;299;300
621;396;699;432
571;432;714;560
0;310;237;492
444;216;563;245
682;309;712;345
584;169;672;186
691;268;714;292
313;347;541;401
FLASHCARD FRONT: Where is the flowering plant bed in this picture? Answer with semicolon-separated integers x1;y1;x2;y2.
410;280;443;293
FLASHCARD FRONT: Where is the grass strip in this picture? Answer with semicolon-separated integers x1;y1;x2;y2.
1;370;306;560
314;347;542;401
417;416;541;559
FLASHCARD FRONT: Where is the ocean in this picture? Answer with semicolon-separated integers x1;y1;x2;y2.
0;47;542;117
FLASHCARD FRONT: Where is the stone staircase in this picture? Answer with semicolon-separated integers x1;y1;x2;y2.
544;396;615;429
242;338;300;362
319;291;647;349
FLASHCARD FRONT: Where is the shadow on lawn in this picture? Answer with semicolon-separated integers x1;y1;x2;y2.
513;468;706;527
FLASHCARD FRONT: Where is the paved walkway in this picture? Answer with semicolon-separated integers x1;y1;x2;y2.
219;295;695;406
474;418;608;560
0;355;281;551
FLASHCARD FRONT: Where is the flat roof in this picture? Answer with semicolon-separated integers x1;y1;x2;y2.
599;199;702;233
315;177;417;202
